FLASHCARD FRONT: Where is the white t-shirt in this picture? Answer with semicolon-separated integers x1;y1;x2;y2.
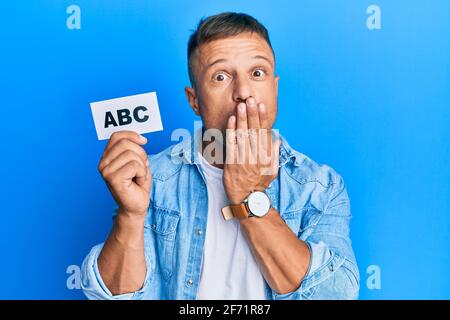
196;152;266;300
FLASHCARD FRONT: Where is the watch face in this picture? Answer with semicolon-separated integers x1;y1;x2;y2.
247;191;271;217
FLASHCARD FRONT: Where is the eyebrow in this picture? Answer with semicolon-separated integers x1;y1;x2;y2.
204;55;274;71
252;55;274;68
205;58;227;71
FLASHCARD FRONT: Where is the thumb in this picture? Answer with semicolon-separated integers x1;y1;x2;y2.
135;161;152;193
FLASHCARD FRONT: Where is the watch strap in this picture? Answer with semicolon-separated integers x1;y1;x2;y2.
221;203;249;220
221;205;234;221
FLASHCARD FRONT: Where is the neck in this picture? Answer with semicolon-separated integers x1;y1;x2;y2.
200;138;225;169
198;126;226;169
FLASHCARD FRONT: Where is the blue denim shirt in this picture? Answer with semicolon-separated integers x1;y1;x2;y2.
81;129;359;300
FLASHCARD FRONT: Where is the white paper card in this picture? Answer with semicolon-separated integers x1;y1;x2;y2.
90;92;163;140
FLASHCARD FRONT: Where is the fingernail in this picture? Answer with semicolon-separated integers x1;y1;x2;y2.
140;135;147;143
230;115;236;123
258;103;266;112
247;97;256;107
238;103;246;113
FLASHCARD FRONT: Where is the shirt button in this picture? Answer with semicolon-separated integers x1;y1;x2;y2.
196;229;203;236
187;279;193;286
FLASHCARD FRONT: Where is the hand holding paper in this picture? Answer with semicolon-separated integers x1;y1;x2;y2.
97;130;151;218
91;91;163;217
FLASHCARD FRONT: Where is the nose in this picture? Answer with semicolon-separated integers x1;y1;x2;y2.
232;74;255;104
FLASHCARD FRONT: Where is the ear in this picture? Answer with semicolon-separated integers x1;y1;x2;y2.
185;86;201;116
274;75;280;97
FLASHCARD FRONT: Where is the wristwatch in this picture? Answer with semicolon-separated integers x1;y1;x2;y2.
221;190;271;221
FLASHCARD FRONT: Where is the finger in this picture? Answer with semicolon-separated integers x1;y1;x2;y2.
110;160;148;189
246;98;260;160
225;115;237;165
248;129;258;165
270;139;281;176
135;162;151;190
246;97;260;129
258;103;271;163
99;138;148;172
257;103;272;165
101;150;148;178
262;139;281;177
236;102;249;163
105;131;147;152
258;103;269;129
236;102;248;130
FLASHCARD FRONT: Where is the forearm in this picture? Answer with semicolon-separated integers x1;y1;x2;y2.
98;210;147;295
239;207;311;294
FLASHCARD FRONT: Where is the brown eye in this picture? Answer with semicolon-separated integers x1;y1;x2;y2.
213;73;228;82
253;69;265;78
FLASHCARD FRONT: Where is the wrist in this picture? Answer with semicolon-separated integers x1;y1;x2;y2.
116;209;147;228
228;194;249;205
118;208;148;220
113;211;146;247
227;188;255;204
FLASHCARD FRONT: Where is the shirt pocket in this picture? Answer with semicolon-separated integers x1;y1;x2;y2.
298;207;322;241
144;206;180;281
280;207;322;241
280;210;302;236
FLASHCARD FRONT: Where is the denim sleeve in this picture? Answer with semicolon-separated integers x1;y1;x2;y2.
80;242;153;300
80;204;154;300
272;173;360;300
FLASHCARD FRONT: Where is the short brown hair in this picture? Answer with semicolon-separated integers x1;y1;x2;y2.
187;12;275;86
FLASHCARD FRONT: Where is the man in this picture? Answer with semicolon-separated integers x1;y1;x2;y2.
81;12;359;300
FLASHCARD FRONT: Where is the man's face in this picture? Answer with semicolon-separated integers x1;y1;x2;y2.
185;32;279;135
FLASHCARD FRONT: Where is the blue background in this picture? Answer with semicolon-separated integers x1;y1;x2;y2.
1;0;449;299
